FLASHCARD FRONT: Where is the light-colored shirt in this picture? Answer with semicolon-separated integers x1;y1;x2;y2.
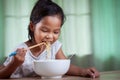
3;40;62;78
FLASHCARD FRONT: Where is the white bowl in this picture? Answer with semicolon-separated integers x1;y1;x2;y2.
33;59;70;79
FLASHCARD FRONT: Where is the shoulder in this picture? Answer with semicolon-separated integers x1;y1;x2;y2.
15;42;28;49
9;42;28;54
52;40;62;46
51;40;62;53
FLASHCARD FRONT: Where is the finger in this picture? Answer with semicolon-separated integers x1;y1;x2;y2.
20;48;27;56
89;68;100;78
87;69;95;78
16;48;26;57
92;73;95;78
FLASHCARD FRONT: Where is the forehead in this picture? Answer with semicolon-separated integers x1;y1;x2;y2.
41;15;61;24
36;15;62;29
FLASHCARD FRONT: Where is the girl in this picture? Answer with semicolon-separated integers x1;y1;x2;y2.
0;0;99;78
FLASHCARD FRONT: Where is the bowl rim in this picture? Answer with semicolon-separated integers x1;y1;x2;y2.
33;59;70;62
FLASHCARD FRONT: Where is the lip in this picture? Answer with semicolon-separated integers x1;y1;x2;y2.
41;41;53;45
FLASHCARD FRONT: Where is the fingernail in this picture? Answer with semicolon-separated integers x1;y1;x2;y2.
92;74;95;78
93;75;95;78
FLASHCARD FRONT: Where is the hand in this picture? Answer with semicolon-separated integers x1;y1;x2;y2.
83;67;100;78
12;48;27;66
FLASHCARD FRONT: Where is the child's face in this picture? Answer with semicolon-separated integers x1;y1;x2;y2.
33;15;61;44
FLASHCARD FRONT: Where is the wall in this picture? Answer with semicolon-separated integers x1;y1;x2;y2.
91;0;120;71
0;0;5;64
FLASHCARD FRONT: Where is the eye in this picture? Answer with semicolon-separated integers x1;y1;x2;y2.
41;28;48;32
54;31;60;34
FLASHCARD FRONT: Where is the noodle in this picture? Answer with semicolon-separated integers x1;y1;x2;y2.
45;42;51;59
28;42;51;59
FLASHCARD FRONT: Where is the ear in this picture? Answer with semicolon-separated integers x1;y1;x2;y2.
29;21;35;31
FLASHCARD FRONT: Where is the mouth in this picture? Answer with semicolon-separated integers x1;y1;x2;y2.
41;41;52;45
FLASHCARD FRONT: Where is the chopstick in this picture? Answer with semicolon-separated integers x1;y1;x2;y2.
9;42;47;57
28;42;46;50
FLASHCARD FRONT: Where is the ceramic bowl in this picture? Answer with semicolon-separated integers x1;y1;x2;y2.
33;59;70;79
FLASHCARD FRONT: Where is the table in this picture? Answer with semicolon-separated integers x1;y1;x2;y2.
2;71;120;80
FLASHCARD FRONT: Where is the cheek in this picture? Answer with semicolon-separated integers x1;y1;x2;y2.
34;31;44;42
54;34;60;40
52;35;60;44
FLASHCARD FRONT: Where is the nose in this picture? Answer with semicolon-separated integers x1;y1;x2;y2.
46;33;54;41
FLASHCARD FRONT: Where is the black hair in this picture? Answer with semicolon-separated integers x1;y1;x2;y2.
28;0;66;41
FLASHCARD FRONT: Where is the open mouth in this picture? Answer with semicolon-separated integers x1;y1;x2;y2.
41;41;52;45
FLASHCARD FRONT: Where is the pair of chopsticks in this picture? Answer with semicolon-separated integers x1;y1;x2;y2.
9;42;47;57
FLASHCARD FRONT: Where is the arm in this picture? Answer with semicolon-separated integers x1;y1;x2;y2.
56;48;100;78
0;48;26;79
0;59;20;78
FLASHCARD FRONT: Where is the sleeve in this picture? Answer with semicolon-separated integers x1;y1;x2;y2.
3;56;13;66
